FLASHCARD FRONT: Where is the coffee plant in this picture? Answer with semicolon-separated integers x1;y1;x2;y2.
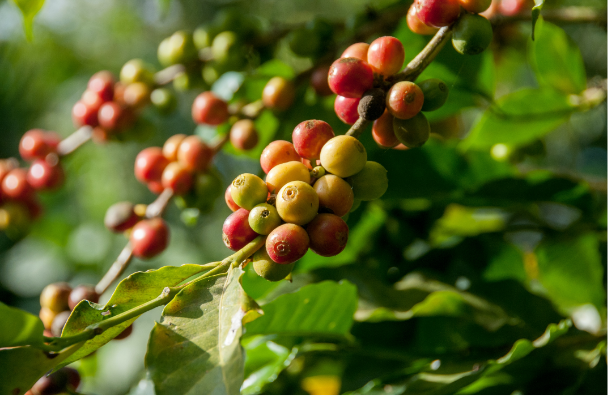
0;0;606;394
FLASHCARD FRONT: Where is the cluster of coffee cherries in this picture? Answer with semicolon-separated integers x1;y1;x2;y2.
223;120;388;282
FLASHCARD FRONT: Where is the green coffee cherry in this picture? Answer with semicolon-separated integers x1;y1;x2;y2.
167;31;198;65
157;38;173;67
212;31;244;68
452;14;493;56
248;203;282;235
419;79;449;112
350;199;362;213
151;88;177;114
252;248;295;282
346;161;388;201
231;173;268;210
120;59;155;86
392;112;430;148
173;71;205;92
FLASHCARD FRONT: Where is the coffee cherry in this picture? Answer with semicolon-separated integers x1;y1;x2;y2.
114;324;133;340
148;181;165;194
113;82;127;105
276;181;319;225
372;110;399;148
68;285;100;310
260;141;301;174
124;82;151;109
223;208;258;251
452;13;493;56
2;168;34;201
104;201;140;233
358;88;386;121
292;120;335;160
386;81;424;120
192;92;229;125
350;199;362;213
151;88;177;114
231;173;268;210
212;31;244;68
407;3;439;35
193;24;217;49
393;112;430;148
341;42;369;61
72;101;99;127
162;134;187;162
266;223;309;264
230;119;259;151
81;90;105;112
177;136;213;173
367;36;405;77
51;310;70;337
499;0;531;16
459;0;492;13
130;218;170;259
265;161;311;194
31;367;79;395
262;77;295;111
334;96;360;125
27;158;64;191
40;282;71;313
249;203;282;235
253;248;295;282
98;102;132;131
19;130;56;161
346;161;388;201
87;71;115;102
320;135;367;178
134;147;169;183
166;30;198;65
419;79;449;111
328;57;374;99
415;0;461;28
0;159;17;186
306;213;349;257
39;307;56;330
313;175;354;217
120;59;155;86
161;162;193;195
225;185;240;212
310;65;333;96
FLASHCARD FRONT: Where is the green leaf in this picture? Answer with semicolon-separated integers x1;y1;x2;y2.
429;204;507;246
146;265;247;394
245;281;358;338
11;0;44;41
530;19;587;94
0;302;44;348
242;337;297;394
531;0;545;40
58;264;208;368
255;59;295;79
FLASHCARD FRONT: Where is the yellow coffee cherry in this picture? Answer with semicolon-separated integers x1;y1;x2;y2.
320;135;367;178
276;181;319;225
265;161;310;194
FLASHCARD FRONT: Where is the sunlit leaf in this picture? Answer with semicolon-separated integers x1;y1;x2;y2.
531;0;545;40
0;302;44;348
11;0;44;41
242;337;297;394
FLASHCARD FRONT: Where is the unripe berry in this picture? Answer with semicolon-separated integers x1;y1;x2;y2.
260;141;301;174
319;135;367;178
123;82;151;109
104;201;140;233
292;120;335;160
253;248;295;282
393;112;430;148
310;65;333;96
130;218;170;259
372;110;399;148
166;30;198;65
276;181;319;225
313;175;354;217
40;282;72;313
68;285;100;310
230;119;259;151
151;88;177;114
419;79;449;111
415;0;461;28
346;161;388;201
134;147;169;183
452;13;493;56
249;203;282;235
367;36;405;77
222;208;258;251
358;88;386;121
334;96;360;125
231;173;268;210
262;77;295;111
306;213;349;257
98;102;132;131
459;0;492;13
19;129;57;161
407;3;439;35
114;324;133;340
27;158;64;191
51;310;71;337
72;101;99;127
265;161;311;194
328;57;374;99
177;136;213;173
1;168;34;201
386;81;424;120
87;71;115;102
341;42;369;61
266;223;309;264
225;185;240;212
162;134;187;162
192;91;229;125
212;31;244;68
39;307;56;331
161;162;193;195
120;59;155;86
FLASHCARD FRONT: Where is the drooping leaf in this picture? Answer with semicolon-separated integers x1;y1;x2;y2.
242;337;297;394
11;0;45;41
146;265;249;394
0;302;44;348
531;0;545;40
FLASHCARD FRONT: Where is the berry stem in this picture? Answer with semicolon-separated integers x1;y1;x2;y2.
154;64;187;86
145;188;175;218
345;118;371;138
56;126;94;156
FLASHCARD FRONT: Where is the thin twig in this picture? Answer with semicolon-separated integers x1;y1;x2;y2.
145;188;174;218
57;126;93;156
95;243;134;296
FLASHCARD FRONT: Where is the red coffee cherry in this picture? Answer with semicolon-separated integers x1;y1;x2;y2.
407;3;439;35
262;77;296;111
148;180;165;194
367;36;405;77
499;0;531;16
313;175;354;217
72;101;99;127
310;65;333;96
68;285;100;310
134;147;169;183
40;282;72;313
230;119;259;151
306;213;349;257
334;96;360;125
114;324;133;340
130;218;170;259
222;208;258;251
81;89;105;111
27;158;64;191
162;134;187;162
192;91;229;125
341;42;369;61
123;82;152;109
225;185;241;212
292;120;335;160
161;162;193;195
260;140;301;174
386;81;424;120
415;0;461;28
1;168;34;201
266;223;309;264
88;71;115;102
98;102;132;131
19;129;56;161
177;136;213;173
372;110;399;148
328;57;374;99
104;201;140;233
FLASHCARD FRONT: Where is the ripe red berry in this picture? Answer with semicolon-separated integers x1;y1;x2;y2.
134;147;169;183
222;208;258;251
341;42;369;61
130;218;170;259
310;65;333;96
1;168;34;201
386;81;424;120
81;89;105;111
262;77;296;111
334;95;360;125
177;136;213;173
306;213;349;257
225;185;241;212
72;100;99;127
161;162;193;195
260;140;301;174
192;91;229;125
266;223;309;264
104;201;140;233
68;285;100;310
162;134;187;162
88;71;115;102
372;110;399;148
367;36;405;77
19;129;56;161
328;57;374;99
27;158;64;191
292;120;335;160
407;3;439;35
147;180;165;194
415;0;461;28
230;119;259;151
99;102;132;131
